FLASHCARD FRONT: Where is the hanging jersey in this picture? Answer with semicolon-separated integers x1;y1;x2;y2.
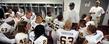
34;35;47;44
85;30;104;44
56;29;79;44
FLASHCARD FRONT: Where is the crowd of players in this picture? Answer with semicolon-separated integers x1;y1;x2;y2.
0;1;109;44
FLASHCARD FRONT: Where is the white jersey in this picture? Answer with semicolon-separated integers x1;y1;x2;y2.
86;21;95;27
31;21;52;36
79;27;88;38
16;11;24;17
21;12;36;22
4;11;15;17
29;31;48;43
29;31;35;42
10;11;15;17
63;10;80;23
15;33;28;44
2;17;13;22
56;29;79;44
0;23;14;33
85;30;104;44
45;16;53;23
53;19;64;30
21;15;30;22
89;6;105;20
34;35;47;44
13;17;21;27
0;33;15;44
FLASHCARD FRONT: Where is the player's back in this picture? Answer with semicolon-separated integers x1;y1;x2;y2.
56;29;79;44
85;30;104;44
34;35;47;44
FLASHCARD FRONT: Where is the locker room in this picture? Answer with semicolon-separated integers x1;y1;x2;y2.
0;0;109;44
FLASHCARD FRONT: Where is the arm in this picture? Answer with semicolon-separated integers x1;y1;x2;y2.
101;8;105;16
97;8;105;19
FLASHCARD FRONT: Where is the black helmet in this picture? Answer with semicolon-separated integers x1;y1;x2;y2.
34;25;45;37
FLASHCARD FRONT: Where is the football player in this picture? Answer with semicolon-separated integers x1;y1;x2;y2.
21;8;36;23
33;25;48;44
56;20;79;44
83;25;104;44
84;15;95;27
31;15;45;29
0;20;15;44
15;21;29;44
78;20;87;38
53;15;64;30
